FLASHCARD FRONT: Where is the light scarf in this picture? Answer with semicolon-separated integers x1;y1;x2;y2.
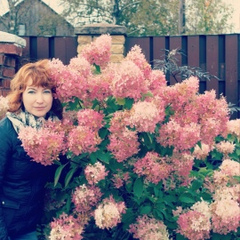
6;111;58;133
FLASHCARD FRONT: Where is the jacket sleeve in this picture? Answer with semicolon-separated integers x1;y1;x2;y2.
0;119;12;240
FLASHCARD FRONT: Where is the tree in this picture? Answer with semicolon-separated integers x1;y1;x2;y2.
59;0;233;36
185;0;234;34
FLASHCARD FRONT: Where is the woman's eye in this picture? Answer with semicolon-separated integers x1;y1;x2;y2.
43;90;52;94
27;90;36;94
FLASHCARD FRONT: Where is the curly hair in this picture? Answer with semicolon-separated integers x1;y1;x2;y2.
7;59;63;119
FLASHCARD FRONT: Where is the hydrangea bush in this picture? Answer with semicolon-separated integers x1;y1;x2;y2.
1;35;239;240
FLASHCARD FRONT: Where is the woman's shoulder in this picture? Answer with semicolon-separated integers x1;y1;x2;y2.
0;116;15;135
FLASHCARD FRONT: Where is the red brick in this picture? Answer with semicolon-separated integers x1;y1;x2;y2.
2;79;11;88
4;55;16;68
0;88;10;97
0;54;4;65
0;44;23;56
2;67;15;78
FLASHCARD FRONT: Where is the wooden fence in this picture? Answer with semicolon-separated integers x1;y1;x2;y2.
21;34;240;119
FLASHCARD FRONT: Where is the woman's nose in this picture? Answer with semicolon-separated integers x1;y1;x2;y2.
36;93;44;103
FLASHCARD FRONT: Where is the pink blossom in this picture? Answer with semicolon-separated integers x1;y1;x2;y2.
127;100;165;133
49;213;84;240
193;143;213;160
110;60;149;101
226;119;240;139
211;198;240;234
84;161;109;185
86;74;112;102
77;109;104;131
160;76;199;112
157;120;201;151
148;69;167;96
0;96;9;118
125;45;152;79
134;152;172;184
80;34;111;68
94;195;126;229
107;129;140;162
129;215;170;240
215;141;235;156
67;126;101;156
18;121;66;166
111;172;130;188
177;210;211;240
72;184;102;213
49;59;88;102
108;110;130;134
68;56;92;78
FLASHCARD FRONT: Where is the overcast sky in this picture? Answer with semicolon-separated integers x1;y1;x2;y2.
0;0;239;32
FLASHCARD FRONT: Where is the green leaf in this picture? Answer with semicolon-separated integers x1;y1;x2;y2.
124;98;134;109
116;98;125;105
54;163;68;187
212;233;232;240
176;233;188;240
179;194;195;204
96;150;111;164
140;205;152;214
65;167;78;188
133;177;143;198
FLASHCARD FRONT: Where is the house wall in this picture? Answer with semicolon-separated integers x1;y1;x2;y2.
0;0;74;36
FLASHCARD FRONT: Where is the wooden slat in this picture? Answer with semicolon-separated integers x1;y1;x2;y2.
37;37;49;60
169;36;182;84
206;36;219;95
187;36;200;68
65;37;78;64
152;37;166;69
225;35;238;119
125;37;151;63
53;37;68;64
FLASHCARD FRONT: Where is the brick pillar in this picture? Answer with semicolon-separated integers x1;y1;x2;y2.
74;23;127;63
0;31;26;96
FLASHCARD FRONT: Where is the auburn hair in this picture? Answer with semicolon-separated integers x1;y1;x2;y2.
7;59;63;119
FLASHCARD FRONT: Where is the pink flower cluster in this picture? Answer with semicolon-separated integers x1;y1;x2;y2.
84;161;109;185
0;96;8;118
80;34;112;68
67;109;103;156
125;45;152;79
127;100;165;133
18;121;65;166
107;129;140;162
157;120;201;151
77;109;104;131
134;152;172;184
226;119;240;139
94;195;126;229
177;209;211;240
49;58;88;102
129;215;170;240
72;184;102;213
49;213;84;240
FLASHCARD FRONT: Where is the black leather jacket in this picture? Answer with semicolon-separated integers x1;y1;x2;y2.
0;117;54;239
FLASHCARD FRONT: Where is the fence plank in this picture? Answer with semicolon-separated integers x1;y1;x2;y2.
169;36;182;84
225;35;238;119
125;37;151;63
152;37;166;69
37;37;49;60
206;36;219;96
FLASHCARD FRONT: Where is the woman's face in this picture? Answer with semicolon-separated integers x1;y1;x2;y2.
22;80;53;118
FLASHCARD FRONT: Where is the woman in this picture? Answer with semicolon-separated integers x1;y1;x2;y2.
0;60;63;240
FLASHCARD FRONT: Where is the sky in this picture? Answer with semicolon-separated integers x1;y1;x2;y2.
0;0;240;32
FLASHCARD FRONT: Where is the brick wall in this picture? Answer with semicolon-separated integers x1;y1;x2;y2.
75;23;127;63
0;31;26;96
